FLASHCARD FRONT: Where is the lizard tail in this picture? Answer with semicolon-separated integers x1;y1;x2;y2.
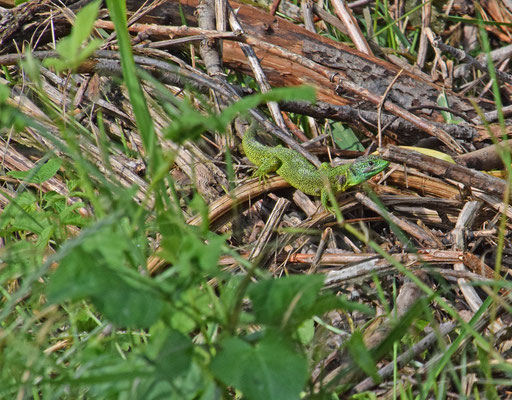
242;126;270;166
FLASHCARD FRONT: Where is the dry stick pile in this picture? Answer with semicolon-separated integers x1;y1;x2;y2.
1;0;512;394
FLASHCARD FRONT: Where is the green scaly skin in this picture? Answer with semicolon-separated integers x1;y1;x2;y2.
242;129;389;212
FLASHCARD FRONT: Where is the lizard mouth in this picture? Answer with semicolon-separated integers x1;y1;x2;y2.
362;159;378;174
337;175;347;186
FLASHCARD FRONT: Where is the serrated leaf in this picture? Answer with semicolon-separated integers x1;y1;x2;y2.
71;0;102;49
42;58;68;72
55;36;75;60
0;191;45;234
78;38;103;61
7;158;62;184
43;0;102;72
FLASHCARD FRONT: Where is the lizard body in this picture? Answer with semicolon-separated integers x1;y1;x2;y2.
242;129;389;211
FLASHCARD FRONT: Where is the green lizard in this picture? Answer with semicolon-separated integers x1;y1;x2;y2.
242;128;389;212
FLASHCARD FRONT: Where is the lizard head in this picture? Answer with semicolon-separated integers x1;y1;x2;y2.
345;155;389;188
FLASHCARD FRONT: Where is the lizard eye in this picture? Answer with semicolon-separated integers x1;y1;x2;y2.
367;160;374;167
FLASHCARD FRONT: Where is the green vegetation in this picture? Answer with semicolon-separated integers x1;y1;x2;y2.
1;0;511;399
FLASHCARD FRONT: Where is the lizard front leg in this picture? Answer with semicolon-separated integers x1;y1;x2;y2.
321;188;335;214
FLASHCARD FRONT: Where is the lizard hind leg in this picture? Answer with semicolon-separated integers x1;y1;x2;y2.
252;155;282;180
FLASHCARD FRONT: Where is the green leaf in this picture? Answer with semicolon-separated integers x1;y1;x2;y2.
296;318;315;345
134;362;214;400
78;38;104;60
47;246;107;303
477;344;498;400
247;275;372;333
47;225;163;328
159;218;225;279
35;225;54;248
0;191;46;234
71;0;102;49
211;331;308;400
332;123;364;151
169;310;197;334
248;275;325;330
169;286;214;333
43;0;103;72
164;86;316;143
0;83;9;102
105;0;161;175
189;193;209;233
42;57;67;72
0;84;30;131
437;91;462;124
19;50;42;87
91;278;163;328
7;157;62;184
153;330;194;380
218;86;315;129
